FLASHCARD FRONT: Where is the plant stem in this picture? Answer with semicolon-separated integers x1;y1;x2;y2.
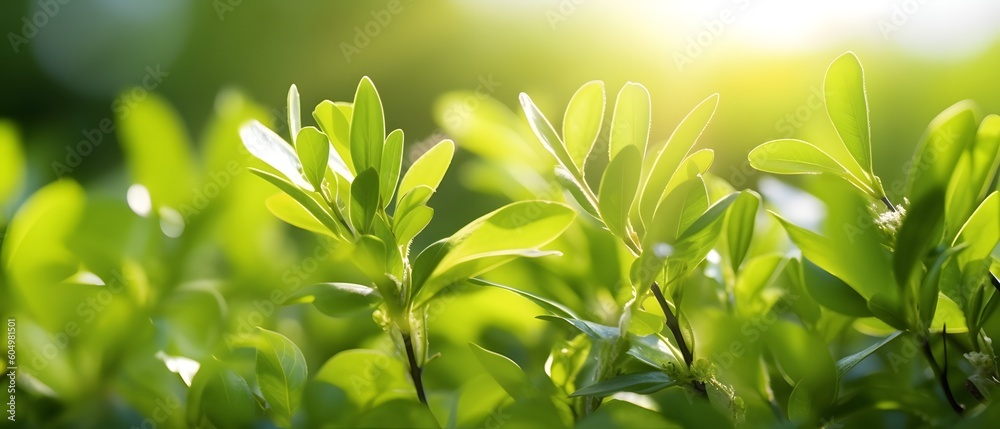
402;333;428;405
920;334;963;415
651;282;707;395
880;196;897;212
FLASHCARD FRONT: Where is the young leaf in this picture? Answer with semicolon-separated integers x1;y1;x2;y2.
256;328;308;427
394;205;433;246
397;139;455;199
349;168;380;233
555;166;601;218
748;139;873;195
201;366;259;428
295;126;331;190
284;282;381;317
313;100;355;175
288;84;301;141
835;331;902;380
945;114;1000;235
519;92;579;176
265;193;338;238
570;372;677;397
563;80;606;169
350;76;386;174
639;93;719;223
414;201;576;302
952;191;1000;272
0;121;25;208
802;259;872;318
725;190;760;272
379;129;404;207
824;52;873;177
598;145;642;241
609;82;651;161
537;315;620;340
644;177;708;248
241;120;314;191
250;168;346;237
908;100;979;202
469;343;537;400
658;149;715;205
468;277;579;319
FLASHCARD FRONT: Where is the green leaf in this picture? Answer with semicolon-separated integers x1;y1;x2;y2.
379;129;404;207
893;188;946;289
265;193;335;237
835;331;902;380
295;126;331;190
519;92;579;176
908;100;979;202
313;100;355;176
250;168;346;237
609;82;651;161
824;52;874;178
468;277;579;319
639;93;719;224
284;282;380;317
571;372;677;397
748;139;873;194
313;349;412;410
555;166;601;218
644;177;708;248
725;190;760;272
0;120;25;208
356;399;439;428
394;206;433;246
350;76;386;174
288;84;301;141
349;168;380;233
920;246;965;328
415;201;576;303
201;366;259;428
118;92;200;206
537;315;619;340
801;258;872;318
576;401;682;429
241;120;314;191
256;328;308;427
598;145;641;241
952;191;1000;272
469;343;536;400
945;114;1000;236
563;80;606;169
667;192;741;273
397;139;455;199
657;149;715;207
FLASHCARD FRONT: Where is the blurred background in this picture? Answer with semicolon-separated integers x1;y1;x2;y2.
2;0;1000;427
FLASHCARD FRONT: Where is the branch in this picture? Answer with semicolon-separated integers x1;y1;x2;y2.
921;330;964;415
402;333;428;404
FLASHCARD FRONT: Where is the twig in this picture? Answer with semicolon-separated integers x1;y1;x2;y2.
920;330;964;415
402;333;428;404
651;282;706;395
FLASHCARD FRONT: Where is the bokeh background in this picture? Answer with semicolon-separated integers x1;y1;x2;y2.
2;0;1000;427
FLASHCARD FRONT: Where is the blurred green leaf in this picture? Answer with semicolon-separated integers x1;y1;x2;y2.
398;139;454;199
563;80;605;170
380;129;404;207
255;328;308;427
576;401;682;429
952;191;999;273
598;146;641;242
908;100;978;202
201;366;259;429
608;82;651;161
118;92;200;206
350;76;386;174
801;258;872;317
0;120;24;209
313;349;412;411
644;177;708;248
295;126;331;190
944;115;1000;235
639;93;719;223
356;399;439;428
538;315;619;340
285;282;380;317
241;120;313;191
570;371;677;397
350;168;380;233
470;343;537;400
